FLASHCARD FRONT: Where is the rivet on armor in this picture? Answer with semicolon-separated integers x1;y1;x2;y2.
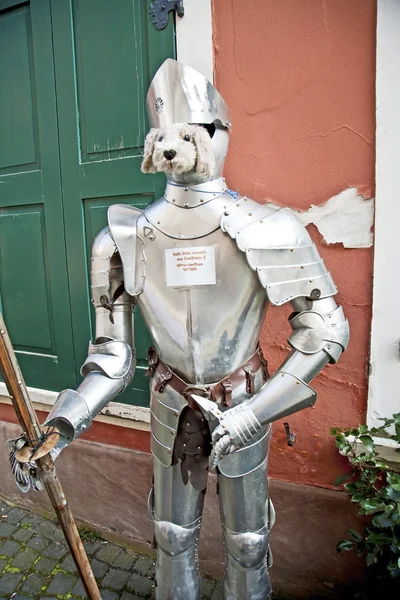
310;288;321;299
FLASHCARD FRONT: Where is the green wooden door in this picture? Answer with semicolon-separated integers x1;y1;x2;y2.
0;0;76;390
0;0;175;404
50;0;175;406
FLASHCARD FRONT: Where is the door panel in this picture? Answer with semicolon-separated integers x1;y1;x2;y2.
50;0;175;406
0;0;76;390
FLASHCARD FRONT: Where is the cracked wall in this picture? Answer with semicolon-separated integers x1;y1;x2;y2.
213;0;376;488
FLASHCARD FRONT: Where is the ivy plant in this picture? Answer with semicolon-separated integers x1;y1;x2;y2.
331;414;400;579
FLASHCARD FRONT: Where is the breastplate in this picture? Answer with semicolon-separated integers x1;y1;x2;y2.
135;191;268;384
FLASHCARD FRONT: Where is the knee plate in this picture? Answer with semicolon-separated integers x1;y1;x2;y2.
153;519;201;557
224;526;269;569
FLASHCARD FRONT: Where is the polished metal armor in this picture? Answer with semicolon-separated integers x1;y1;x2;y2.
43;60;349;599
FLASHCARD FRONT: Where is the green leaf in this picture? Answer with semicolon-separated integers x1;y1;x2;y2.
360;499;387;514
366;532;393;545
356;541;365;556
344;482;358;494
386;486;400;502
335;434;352;454
334;473;352;486
351;491;367;503
359;435;375;452
393;413;400;424
374;459;389;469
377;417;395;427
358;424;369;435
337;540;353;552
387;473;400;490
372;513;393;528
330;427;340;436
347;528;363;542
366;552;378;566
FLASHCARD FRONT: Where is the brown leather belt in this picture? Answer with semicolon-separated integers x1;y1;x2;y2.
146;345;269;407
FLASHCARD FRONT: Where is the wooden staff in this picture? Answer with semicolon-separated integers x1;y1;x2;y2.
0;313;101;600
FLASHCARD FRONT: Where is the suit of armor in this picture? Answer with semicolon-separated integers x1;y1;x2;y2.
43;60;349;599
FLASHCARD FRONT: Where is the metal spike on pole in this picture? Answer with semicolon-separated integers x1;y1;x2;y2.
0;312;102;600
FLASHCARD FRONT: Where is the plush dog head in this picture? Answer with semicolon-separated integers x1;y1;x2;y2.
141;123;215;179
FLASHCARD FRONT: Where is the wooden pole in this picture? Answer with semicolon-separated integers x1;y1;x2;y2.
0;313;101;600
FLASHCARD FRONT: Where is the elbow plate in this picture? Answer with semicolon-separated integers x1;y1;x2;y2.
288;306;349;363
81;339;135;386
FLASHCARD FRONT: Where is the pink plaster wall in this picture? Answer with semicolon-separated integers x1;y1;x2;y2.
212;0;376;487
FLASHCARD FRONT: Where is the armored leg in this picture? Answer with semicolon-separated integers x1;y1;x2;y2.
152;456;206;600
218;427;273;600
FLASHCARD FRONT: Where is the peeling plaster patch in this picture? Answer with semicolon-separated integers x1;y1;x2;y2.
267;188;374;248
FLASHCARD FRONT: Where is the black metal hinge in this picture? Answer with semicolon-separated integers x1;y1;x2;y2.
150;0;184;30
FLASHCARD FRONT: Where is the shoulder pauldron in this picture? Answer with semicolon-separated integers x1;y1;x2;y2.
108;204;144;297
221;199;337;305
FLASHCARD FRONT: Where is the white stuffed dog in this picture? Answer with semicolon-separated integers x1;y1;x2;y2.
141;123;215;178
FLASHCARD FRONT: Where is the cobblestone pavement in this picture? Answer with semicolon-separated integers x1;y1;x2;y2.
0;500;221;600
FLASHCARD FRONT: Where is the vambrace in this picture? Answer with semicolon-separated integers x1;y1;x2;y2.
44;340;134;451
44;227;136;458
248;296;349;427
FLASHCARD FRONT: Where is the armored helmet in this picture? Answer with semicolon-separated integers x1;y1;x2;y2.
147;59;231;130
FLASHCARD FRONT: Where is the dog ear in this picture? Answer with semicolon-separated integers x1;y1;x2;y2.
141;128;159;173
193;127;215;178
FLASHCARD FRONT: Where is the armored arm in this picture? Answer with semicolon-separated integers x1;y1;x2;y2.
210;202;349;461
246;295;348;427
45;206;142;456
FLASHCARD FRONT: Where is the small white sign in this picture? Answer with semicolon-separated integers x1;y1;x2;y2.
165;246;217;287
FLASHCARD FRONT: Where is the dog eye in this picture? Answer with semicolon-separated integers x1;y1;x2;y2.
158;136;163;142
183;134;191;142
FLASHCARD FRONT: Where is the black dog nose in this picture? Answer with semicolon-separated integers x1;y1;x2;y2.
164;149;176;160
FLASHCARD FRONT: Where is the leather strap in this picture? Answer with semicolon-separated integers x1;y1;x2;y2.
147;345;268;407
